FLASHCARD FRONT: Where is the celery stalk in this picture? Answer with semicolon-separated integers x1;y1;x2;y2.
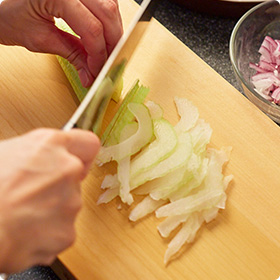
55;18;123;103
55;18;88;102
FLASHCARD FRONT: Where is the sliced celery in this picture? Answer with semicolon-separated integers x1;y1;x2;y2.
129;119;178;179
101;80;149;146
55;18;123;103
97;103;153;164
55;18;88;102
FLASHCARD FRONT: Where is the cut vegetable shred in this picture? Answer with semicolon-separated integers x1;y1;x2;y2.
96;86;233;264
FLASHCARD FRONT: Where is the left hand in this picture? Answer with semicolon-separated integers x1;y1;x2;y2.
0;0;123;87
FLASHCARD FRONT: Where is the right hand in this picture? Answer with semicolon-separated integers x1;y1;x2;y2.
0;128;100;274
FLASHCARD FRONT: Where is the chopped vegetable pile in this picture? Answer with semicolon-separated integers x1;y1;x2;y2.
96;82;233;264
250;36;280;104
54;17;233;265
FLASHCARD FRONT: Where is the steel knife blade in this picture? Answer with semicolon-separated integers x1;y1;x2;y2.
63;0;158;134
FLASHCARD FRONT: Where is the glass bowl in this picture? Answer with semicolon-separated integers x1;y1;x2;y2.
229;0;280;123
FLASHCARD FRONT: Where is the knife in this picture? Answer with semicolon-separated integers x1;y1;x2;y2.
62;0;158;134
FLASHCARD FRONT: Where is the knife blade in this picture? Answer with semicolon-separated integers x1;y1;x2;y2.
62;0;158;134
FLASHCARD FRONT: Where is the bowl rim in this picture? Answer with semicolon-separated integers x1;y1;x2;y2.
229;0;280;110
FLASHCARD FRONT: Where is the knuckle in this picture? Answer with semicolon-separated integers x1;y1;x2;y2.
65;48;85;70
64;156;84;177
88;20;104;39
101;0;119;18
43;0;58;15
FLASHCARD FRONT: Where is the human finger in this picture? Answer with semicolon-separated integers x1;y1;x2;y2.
63;129;100;171
80;0;123;53
52;0;122;84
48;0;108;81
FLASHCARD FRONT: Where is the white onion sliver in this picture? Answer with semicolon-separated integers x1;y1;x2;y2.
164;213;204;264
129;196;167;222
101;174;119;189
155;189;223;218
97;187;119;205
157;214;189;238
118;156;133;205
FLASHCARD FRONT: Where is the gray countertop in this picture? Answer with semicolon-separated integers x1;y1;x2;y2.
7;1;243;279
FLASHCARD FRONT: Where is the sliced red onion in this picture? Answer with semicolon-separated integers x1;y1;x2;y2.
271;87;280;104
250;36;280;104
273;40;280;57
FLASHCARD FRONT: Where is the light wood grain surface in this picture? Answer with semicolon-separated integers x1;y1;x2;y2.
1;0;280;279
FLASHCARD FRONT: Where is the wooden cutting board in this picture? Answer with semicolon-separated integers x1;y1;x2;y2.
1;0;280;279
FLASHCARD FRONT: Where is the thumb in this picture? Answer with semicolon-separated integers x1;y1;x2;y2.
64;129;101;171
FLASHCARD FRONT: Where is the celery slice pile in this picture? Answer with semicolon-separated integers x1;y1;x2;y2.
96;91;233;265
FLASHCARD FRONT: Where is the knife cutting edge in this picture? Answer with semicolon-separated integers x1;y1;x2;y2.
62;0;158;134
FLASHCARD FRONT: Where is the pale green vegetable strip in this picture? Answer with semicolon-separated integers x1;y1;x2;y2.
56;56;88;102
164;213;204;264
55;18;77;35
156;189;223;218
101;81;149;146
101;174;119;190
130;131;192;188
110;84;149;142
97;187;119;205
223;175;234;191
189;119;212;155
216;193;227;209
133;164;189;196
130;119;178;178
118;122;138;143
202;207;220;223
129;196;167;222
169;157;208;202
174;96;199;133
203;148;230;190
163;217;194;264
101;81;139;145
145;100;164;120
117;124;137;205
97;103;153;164
156;147;231;217
118;156;133;205
134;135;195;199
55;18;88;102
187;214;204;244
157;214;189;238
150;167;193;201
